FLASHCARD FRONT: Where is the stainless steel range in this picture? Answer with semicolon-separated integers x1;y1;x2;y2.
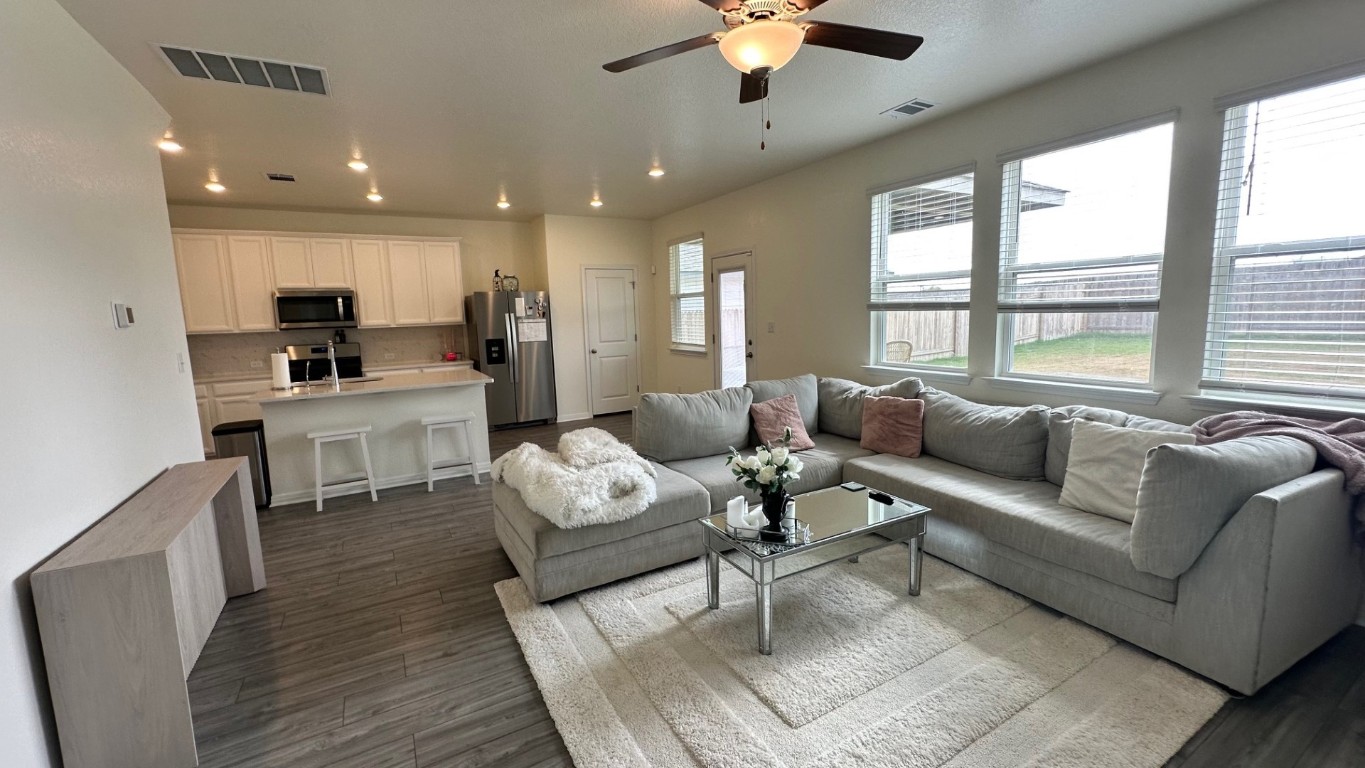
282;343;371;384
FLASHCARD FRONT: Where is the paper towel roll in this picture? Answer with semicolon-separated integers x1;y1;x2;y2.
270;353;291;390
726;496;747;529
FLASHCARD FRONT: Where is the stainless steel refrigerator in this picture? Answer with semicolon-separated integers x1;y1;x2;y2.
468;291;557;427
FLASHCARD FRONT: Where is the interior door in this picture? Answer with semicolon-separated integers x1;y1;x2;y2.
712;252;752;389
584;268;639;415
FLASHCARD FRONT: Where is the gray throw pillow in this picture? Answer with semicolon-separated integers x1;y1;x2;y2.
816;376;923;439
1124;414;1193;434
634;387;753;462
920;389;1049;480
1130;436;1317;579
747;374;819;434
1045;405;1131;486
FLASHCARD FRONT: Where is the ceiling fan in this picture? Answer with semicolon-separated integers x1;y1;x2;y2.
603;0;925;104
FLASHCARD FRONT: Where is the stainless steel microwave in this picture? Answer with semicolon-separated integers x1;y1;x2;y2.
275;290;358;330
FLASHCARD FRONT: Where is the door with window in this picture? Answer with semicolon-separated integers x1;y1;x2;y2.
584;267;639;415
711;252;752;388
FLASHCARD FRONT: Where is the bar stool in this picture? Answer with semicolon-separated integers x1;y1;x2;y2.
306;425;378;512
422;413;480;492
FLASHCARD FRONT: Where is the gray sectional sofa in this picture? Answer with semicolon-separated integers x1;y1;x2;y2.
492;373;1362;695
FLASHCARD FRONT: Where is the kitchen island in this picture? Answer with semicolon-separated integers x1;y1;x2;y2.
253;368;493;506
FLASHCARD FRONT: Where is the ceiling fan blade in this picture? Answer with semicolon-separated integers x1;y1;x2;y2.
789;0;835;9
603;33;721;73
739;72;769;104
695;0;745;10
802;21;924;60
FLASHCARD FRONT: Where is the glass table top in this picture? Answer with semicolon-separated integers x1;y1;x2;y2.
701;486;928;557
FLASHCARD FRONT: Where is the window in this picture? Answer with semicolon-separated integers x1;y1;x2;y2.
997;121;1174;383
1202;73;1365;400
669;237;705;352
869;170;974;369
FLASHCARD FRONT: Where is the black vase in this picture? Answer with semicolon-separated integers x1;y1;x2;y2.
760;491;788;531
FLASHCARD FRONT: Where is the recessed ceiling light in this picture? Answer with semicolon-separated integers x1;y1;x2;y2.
366;192;383;202
204;181;226;193
590;198;604;208
348;159;369;171
158;137;183;153
648;167;665;177
496;200;511;209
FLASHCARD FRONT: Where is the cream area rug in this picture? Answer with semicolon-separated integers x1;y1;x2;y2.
496;547;1228;768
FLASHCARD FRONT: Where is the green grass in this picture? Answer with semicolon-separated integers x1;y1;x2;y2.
923;332;1153;381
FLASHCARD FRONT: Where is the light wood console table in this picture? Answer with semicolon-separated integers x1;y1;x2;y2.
32;458;267;768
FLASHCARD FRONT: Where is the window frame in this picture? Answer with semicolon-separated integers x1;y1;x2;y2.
994;115;1177;387
668;235;707;354
867;164;976;373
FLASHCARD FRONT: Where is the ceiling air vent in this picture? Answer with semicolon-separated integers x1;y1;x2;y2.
157;45;329;96
265;173;296;183
882;98;936;119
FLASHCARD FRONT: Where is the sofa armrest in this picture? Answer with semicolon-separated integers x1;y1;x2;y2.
1172;468;1360;693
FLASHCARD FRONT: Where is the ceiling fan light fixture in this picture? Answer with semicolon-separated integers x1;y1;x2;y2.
718;20;804;74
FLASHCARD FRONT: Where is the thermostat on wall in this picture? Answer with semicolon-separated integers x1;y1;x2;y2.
112;302;134;328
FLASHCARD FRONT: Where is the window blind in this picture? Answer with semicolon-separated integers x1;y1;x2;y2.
868;172;974;311
997;122;1173;314
1201;73;1365;399
669;238;705;348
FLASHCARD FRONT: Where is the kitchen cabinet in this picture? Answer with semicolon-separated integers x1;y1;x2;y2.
226;236;276;331
424;242;464;324
195;385;214;456
270;237;352;289
388;241;430;325
350;240;393;327
175;234;236;333
213;380;268;424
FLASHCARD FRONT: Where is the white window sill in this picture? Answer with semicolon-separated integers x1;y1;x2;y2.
983;376;1163;406
669;346;707;357
862;365;972;387
1185;392;1365;419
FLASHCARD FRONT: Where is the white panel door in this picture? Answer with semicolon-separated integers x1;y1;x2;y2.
423;242;463;324
388;241;431;325
584;268;639;415
270;237;313;288
309;238;351;287
226;236;275;331
350;240;392;327
174;233;235;333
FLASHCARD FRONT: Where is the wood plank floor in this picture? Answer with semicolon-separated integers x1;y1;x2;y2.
190;412;1365;767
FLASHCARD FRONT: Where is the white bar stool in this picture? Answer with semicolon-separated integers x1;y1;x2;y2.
306;425;378;512
421;413;480;492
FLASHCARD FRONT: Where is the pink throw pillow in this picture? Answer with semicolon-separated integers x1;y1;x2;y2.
860;396;924;458
750;394;816;450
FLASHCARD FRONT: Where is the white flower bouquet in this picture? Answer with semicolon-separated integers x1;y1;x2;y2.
726;427;804;527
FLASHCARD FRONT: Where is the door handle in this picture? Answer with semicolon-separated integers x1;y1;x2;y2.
746;352;754;359
590;349;598;354
505;315;518;383
337;296;344;320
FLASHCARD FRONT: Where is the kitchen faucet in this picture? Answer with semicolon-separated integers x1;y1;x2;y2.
327;340;341;391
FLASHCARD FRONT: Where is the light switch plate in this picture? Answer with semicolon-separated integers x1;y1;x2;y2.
112;302;134;328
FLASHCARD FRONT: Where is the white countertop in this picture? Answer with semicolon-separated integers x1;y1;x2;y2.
253;368;492;403
195;359;472;385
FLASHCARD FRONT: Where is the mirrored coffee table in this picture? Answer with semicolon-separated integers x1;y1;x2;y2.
699;485;929;654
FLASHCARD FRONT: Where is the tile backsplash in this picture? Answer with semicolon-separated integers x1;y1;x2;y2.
188;325;466;380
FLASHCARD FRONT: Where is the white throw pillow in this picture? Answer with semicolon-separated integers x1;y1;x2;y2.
1058;420;1196;524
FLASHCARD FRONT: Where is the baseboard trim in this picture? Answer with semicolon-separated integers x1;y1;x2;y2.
557;412;593;423
269;462;492;507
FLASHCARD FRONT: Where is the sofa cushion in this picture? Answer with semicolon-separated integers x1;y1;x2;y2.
667;432;866;513
750;394;815;450
860;396;924;458
1131;436;1318;579
844;453;1177;601
1124;414;1193;434
1058;420;1196;523
920;389;1049;480
1045;405;1131;486
817;376;924;439
747;374;819;434
493;462;709;559
635;387;753;462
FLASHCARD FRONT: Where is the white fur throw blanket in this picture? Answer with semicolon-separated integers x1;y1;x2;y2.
491;428;657;529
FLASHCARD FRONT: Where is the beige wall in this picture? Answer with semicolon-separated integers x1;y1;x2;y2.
540;215;655;420
166;205;541;294
0;0;204;764
649;0;1365;424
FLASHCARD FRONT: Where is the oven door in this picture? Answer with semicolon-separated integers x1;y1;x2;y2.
275;291;358;330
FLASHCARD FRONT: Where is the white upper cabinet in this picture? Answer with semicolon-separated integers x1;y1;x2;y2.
350;240;392;327
309;239;352;287
174;233;236;333
424;241;464;324
387;241;430;325
270;237;313;288
225;236;276;331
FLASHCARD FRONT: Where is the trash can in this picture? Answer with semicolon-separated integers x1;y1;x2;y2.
211;419;272;508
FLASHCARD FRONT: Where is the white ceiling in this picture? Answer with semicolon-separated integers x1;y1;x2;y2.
57;0;1270;221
